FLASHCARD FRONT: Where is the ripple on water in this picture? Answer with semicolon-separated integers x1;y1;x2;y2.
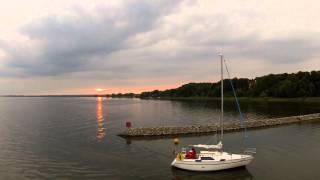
0;97;320;179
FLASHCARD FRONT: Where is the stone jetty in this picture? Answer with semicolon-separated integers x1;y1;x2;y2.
118;113;320;138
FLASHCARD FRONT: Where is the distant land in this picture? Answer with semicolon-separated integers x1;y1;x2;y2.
1;94;105;97
0;94;138;98
2;71;320;99
140;70;320;99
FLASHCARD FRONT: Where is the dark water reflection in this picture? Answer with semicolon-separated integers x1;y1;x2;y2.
171;167;253;180
0;97;319;179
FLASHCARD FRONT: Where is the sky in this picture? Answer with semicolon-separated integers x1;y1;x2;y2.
0;0;319;95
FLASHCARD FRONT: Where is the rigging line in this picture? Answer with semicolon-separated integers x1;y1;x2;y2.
223;58;248;139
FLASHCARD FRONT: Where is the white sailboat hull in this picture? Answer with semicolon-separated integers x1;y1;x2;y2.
171;153;253;172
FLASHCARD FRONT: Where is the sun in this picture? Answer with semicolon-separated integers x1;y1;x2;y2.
95;88;106;92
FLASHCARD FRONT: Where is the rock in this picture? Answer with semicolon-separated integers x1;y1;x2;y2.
118;113;320;137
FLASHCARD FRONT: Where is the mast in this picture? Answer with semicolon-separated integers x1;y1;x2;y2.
219;53;224;143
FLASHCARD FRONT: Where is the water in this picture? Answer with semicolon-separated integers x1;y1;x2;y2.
0;97;319;179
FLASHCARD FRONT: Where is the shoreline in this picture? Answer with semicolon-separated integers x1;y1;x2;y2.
141;96;320;103
1;95;320;103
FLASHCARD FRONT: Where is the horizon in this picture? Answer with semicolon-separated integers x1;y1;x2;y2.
1;69;318;96
1;0;320;95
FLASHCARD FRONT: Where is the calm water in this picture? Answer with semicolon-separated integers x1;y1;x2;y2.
0;97;320;179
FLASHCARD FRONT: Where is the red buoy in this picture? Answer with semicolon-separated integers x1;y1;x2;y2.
126;121;132;128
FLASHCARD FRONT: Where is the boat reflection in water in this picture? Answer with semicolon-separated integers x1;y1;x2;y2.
96;96;106;141
171;166;253;180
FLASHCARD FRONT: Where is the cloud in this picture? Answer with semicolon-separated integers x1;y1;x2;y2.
1;0;180;76
235;37;320;63
123;1;320;68
0;0;320;94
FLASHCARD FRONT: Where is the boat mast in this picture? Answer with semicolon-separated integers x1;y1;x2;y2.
219;53;224;143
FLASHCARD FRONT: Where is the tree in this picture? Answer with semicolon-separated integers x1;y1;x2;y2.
139;71;320;98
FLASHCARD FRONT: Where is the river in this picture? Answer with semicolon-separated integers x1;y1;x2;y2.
0;97;319;179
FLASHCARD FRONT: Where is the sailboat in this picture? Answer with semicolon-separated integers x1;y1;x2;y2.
171;54;255;171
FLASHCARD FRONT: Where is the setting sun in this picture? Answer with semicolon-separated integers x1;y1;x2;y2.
95;88;106;92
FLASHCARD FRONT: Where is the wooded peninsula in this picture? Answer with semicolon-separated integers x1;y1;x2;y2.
139;71;320;99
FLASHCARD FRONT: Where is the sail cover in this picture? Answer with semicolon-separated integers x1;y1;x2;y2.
191;141;223;149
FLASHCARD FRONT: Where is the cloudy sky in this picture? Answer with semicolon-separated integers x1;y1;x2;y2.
0;0;319;95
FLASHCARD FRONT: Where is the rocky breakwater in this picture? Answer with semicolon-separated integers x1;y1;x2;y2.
118;113;320;138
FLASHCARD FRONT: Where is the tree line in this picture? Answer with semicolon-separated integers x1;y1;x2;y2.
140;71;320;98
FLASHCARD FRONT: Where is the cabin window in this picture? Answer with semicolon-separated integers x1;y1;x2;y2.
220;159;226;161
201;157;214;160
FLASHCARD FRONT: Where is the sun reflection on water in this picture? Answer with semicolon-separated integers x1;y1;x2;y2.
96;96;106;140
